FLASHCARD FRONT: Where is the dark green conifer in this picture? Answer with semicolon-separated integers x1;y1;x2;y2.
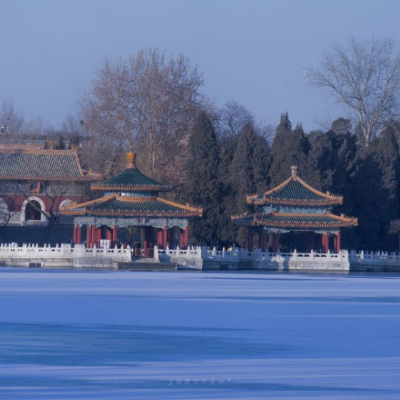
185;112;223;246
268;114;309;187
226;123;269;246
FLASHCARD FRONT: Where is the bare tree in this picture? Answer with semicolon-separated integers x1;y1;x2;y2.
217;101;254;139
0;197;17;228
305;37;400;145
79;49;205;184
0;99;24;136
216;101;275;142
61;114;86;137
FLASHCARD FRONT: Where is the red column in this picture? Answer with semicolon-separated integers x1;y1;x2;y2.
87;224;91;248
77;225;81;244
179;229;184;248
157;229;162;247
97;227;102;245
91;225;96;247
258;231;262;249
112;225;118;244
184;226;189;247
307;232;315;252
323;232;330;253
73;225;77;243
163;227;168;248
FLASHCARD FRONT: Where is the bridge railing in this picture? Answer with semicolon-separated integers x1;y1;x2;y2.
252;249;349;263
0;243;131;261
349;250;400;264
154;246;349;263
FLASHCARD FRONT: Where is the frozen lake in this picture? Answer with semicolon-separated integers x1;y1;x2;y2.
0;269;399;399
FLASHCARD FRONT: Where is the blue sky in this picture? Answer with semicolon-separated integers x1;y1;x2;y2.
1;0;400;131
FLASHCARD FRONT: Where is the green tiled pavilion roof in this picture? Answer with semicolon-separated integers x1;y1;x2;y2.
0;149;100;181
247;166;343;206
232;211;357;229
271;180;327;201
91;167;170;192
62;194;202;218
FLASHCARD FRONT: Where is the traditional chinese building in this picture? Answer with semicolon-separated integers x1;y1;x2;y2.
61;152;202;256
0;145;101;226
232;166;357;253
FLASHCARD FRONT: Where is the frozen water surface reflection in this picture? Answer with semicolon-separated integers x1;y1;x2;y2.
0;268;399;399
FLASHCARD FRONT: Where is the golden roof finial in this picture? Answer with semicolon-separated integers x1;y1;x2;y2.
291;166;298;178
126;152;136;169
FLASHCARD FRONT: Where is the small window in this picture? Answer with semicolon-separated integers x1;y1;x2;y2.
29;182;41;194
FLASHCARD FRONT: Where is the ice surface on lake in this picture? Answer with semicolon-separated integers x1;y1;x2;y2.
0;269;400;399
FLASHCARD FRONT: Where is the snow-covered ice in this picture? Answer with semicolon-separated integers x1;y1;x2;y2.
0;268;399;399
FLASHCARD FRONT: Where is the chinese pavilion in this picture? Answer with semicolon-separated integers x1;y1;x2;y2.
61;152;202;256
232;166;357;253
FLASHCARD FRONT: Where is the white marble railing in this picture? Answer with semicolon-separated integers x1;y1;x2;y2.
252;249;349;263
156;246;400;267
154;246;202;261
154;246;348;263
349;250;400;265
2;242;398;268
0;243;132;262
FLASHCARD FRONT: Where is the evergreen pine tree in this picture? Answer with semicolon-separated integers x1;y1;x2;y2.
226;123;270;246
268;114;309;186
252;135;270;193
350;151;386;250
219;136;239;245
303;129;357;192
185;112;223;246
230;123;258;213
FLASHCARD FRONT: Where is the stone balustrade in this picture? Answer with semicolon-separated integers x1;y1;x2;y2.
0;243;132;267
155;246;348;262
349;250;400;266
154;246;350;270
1;242;399;271
252;248;349;262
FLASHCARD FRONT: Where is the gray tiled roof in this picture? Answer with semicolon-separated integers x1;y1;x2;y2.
0;149;100;181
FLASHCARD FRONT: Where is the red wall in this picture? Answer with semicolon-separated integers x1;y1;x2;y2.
5;195;85;213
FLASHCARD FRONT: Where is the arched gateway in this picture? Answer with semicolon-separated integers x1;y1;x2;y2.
61;152;202;257
232;166;357;253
